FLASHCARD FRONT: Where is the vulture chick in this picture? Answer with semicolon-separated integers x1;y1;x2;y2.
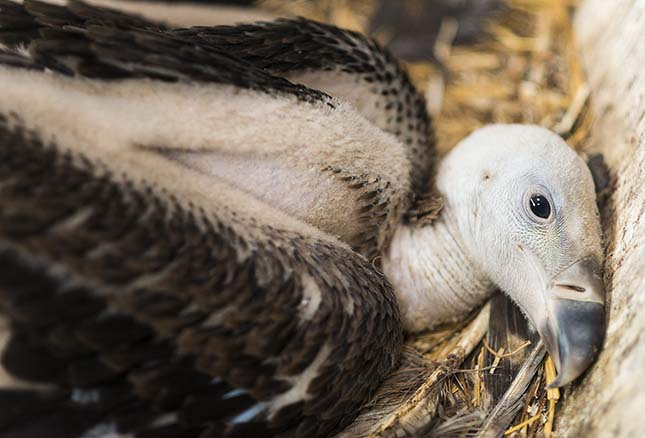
0;1;604;437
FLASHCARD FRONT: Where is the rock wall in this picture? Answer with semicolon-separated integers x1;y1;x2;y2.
556;0;645;436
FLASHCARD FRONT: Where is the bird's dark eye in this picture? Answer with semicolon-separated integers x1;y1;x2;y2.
529;194;551;219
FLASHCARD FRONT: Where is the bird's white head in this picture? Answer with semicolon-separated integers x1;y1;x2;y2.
438;124;605;387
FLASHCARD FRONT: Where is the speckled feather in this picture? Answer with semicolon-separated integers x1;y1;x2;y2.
0;1;440;436
175;19;442;224
0;0;440;259
0;112;402;437
0;0;331;103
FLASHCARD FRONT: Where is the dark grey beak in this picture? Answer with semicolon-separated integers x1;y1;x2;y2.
538;258;606;388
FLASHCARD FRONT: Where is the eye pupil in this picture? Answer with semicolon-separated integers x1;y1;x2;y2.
529;195;551;219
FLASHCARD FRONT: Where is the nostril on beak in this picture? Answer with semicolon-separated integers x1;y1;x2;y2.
551;258;605;303
555;284;587;293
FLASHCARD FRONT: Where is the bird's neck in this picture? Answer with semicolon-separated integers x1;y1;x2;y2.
382;208;493;332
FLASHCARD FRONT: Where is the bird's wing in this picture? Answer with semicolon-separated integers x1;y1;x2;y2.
0;0;417;259
176;18;443;224
0;2;404;437
0;118;403;437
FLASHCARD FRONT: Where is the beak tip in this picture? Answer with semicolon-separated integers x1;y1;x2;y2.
543;300;605;388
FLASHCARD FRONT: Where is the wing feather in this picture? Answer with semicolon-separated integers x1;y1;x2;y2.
0;109;403;437
176;18;442;223
0;4;427;436
0;0;417;259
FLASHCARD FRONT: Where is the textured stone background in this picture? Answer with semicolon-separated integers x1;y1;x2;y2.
556;0;645;436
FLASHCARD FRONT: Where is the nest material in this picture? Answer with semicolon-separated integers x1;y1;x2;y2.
262;1;591;436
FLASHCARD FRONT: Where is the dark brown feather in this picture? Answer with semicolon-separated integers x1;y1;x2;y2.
0;111;403;437
176;18;442;226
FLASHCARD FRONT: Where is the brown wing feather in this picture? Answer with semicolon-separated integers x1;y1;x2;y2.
0;112;402;437
0;0;418;261
176;18;443;224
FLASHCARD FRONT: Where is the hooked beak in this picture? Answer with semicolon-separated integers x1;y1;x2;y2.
536;258;605;387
